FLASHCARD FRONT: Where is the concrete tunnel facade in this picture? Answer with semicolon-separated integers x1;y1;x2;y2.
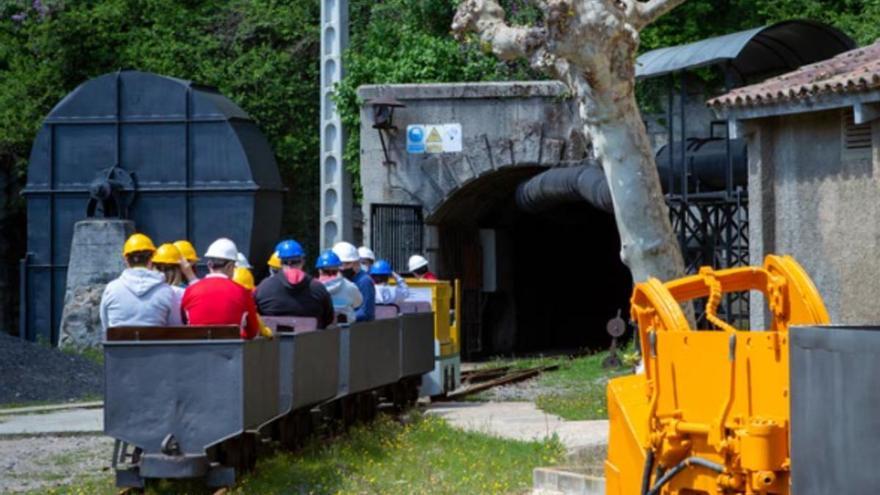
357;82;632;358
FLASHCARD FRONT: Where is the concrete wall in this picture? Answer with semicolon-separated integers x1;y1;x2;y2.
748;108;880;327
357;81;585;260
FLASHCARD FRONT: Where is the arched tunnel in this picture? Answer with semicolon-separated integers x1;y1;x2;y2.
429;166;633;358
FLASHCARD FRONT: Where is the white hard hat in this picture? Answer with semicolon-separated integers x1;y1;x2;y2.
332;242;359;263
408;254;429;272
204;238;239;261
235;252;252;269
358;246;375;261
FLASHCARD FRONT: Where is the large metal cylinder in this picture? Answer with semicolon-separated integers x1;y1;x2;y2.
655;138;747;194
514;162;614;214
22;71;284;344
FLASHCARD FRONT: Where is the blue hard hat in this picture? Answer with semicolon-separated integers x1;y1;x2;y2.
315;250;342;269
370;259;393;276
275;239;304;260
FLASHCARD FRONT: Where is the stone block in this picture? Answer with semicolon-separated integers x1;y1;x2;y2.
59;219;134;350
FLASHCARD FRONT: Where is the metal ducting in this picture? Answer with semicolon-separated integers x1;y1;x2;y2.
514;162;614;214
22;70;284;344
656;138;748;194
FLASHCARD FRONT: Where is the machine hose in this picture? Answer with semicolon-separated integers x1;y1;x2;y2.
640;449;655;495
514;162;614;214
646;457;725;495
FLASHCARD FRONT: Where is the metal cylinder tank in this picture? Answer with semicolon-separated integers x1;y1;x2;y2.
21;71;283;343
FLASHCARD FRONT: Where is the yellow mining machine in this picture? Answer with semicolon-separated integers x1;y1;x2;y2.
605;255;832;494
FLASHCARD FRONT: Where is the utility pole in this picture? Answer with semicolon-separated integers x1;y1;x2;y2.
319;0;352;249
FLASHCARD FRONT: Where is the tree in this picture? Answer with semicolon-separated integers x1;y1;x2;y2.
453;0;688;283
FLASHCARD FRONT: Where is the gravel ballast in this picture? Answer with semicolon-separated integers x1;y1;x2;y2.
0;332;102;406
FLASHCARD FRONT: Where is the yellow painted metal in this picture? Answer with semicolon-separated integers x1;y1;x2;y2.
605;255;829;495
405;278;461;358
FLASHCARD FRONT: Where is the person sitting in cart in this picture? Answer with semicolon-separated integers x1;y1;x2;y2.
180;238;261;339
408;254;437;281
100;233;177;334
254;239;335;328
370;260;410;306
316;250;362;324
358;246;376;273
333;242;375;322
172;239;200;285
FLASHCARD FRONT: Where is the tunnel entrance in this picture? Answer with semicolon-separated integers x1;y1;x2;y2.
431;167;632;358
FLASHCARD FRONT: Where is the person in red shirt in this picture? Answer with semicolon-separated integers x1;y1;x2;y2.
408;254;438;281
181;238;261;339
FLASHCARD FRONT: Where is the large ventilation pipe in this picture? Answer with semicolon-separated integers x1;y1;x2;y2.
515;162;614;214
515;138;747;214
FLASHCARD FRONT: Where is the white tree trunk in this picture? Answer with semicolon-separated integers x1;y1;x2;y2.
453;0;689;283
569;72;685;283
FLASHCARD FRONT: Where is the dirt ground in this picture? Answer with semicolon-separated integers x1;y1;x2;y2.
0;434;113;493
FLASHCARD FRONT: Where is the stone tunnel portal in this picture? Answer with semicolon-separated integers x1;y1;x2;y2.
429;167;632;358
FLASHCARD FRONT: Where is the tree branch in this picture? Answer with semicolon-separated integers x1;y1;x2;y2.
452;0;548;62
635;0;688;27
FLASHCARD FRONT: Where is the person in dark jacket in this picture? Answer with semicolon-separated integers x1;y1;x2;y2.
332;241;375;322
255;239;335;328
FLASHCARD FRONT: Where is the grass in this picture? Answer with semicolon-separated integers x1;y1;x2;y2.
62;346;104;367
474;350;633;420
39;412;564;495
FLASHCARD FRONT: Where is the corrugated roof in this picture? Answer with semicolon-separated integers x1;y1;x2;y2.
636;20;854;79
709;41;880;109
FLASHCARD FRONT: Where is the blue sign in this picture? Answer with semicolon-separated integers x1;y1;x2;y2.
407;125;425;154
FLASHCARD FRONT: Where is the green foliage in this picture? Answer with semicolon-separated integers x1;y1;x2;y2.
0;0;322;252
475;352;631;420
335;0;540;197
50;413;564;495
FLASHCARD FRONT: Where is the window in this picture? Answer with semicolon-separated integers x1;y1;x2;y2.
842;108;873;162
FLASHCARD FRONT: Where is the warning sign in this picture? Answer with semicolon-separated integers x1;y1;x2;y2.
426;126;444;153
407;123;462;154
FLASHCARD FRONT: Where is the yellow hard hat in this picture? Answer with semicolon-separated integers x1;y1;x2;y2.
123;233;156;256
173;240;199;263
233;267;255;291
152;243;183;265
268;252;281;270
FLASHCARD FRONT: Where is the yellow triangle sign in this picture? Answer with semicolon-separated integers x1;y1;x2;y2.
426;127;443;143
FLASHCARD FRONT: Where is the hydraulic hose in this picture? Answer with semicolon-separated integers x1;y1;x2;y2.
640;449;655;495
646;457;725;495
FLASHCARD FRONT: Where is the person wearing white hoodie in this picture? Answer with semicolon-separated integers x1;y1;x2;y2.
100;234;177;335
369;260;410;306
315;250;362;324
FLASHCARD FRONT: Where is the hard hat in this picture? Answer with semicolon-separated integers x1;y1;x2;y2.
152;243;183;265
275;239;304;260
123;233;156;256
233;267;255;290
204;238;238;261
173;240;199;263
332;242;359;263
316;250;342;269
408;255;429;272
233;267;255;291
370;259;393;276
358;246;375;261
267;252;281;269
236;252;252;269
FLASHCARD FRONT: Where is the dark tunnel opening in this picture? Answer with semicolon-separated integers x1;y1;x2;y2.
431;167;633;358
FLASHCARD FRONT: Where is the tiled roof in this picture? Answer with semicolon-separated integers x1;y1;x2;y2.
708;41;880;109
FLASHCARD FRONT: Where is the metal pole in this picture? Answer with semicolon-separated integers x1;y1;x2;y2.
320;0;352;249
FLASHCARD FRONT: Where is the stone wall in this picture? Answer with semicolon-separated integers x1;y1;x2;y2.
357;81;586;267
747;108;880;327
59;219;133;350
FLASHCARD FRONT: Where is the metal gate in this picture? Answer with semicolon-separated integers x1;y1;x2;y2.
370;205;424;273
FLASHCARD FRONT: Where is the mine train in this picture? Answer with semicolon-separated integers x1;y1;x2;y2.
104;279;461;489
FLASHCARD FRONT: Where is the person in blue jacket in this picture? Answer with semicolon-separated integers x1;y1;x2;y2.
332;241;375;322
